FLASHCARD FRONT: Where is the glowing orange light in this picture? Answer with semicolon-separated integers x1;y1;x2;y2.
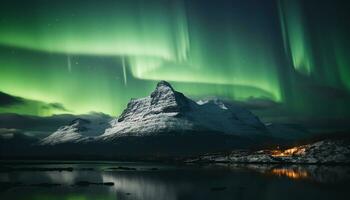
271;168;309;179
271;146;306;157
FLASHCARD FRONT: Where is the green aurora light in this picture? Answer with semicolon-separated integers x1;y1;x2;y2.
0;0;349;119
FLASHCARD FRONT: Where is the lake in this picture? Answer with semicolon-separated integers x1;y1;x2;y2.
1;161;349;200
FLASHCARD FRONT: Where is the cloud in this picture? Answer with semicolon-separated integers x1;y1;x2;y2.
0;91;24;107
230;97;281;110
0;128;23;139
195;96;280;110
0;128;19;134
0;91;70;114
42;102;69;112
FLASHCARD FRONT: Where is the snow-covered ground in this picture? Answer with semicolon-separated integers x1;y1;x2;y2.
187;139;350;164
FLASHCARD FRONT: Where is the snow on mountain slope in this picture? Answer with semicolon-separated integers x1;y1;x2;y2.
40;115;111;145
41;81;310;145
100;81;267;140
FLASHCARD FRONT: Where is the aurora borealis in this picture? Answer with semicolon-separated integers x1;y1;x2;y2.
0;0;349;123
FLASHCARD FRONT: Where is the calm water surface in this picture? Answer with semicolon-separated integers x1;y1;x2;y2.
0;161;349;200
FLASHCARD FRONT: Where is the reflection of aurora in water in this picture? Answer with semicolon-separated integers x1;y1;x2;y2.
0;0;349;120
102;172;180;200
0;163;350;200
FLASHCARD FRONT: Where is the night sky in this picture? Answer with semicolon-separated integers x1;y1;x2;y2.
0;0;349;127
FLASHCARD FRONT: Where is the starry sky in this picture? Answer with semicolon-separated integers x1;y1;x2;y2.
0;0;349;126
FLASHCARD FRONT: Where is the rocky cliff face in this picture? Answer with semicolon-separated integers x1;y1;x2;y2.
100;81;267;140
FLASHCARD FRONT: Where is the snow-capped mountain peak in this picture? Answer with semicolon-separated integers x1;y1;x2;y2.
117;81;195;124
42;81;302;145
149;80;194;112
101;81;266;140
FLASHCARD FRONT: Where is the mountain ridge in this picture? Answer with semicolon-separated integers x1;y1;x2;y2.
100;80;267;140
38;81;307;154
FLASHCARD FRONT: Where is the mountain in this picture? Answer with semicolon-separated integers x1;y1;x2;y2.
265;123;310;141
0;130;39;158
39;81;311;146
3;81;348;159
100;81;266;140
40;116;111;145
0;112;113;139
34;81;314;157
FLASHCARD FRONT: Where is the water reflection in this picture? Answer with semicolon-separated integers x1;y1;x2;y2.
102;173;180;200
224;164;350;183
45;171;79;184
271;168;309;179
0;162;349;200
